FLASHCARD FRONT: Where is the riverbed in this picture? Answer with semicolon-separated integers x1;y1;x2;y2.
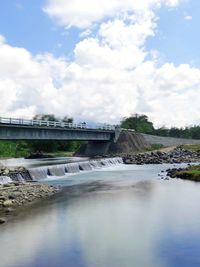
1;161;200;267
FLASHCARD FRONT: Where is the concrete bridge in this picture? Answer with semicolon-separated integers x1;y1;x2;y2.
0;117;119;141
0;117;120;156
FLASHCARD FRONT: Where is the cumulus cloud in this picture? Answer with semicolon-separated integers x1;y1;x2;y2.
44;0;180;29
1;0;199;127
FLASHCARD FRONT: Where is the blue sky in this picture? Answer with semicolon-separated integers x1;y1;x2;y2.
0;0;198;65
0;0;81;57
147;1;200;67
0;0;199;127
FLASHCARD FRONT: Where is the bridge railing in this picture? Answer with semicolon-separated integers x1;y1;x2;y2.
0;117;116;131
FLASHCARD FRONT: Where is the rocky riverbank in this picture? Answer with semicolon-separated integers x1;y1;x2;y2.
166;165;200;182
123;147;200;165
0;182;60;224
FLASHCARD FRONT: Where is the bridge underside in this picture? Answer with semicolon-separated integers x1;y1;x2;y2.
0;125;114;141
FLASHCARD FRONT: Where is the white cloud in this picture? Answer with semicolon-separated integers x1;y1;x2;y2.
44;0;180;29
184;15;192;20
1;0;200;128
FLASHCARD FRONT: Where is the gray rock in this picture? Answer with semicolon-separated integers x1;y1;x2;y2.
0;217;6;224
3;200;13;207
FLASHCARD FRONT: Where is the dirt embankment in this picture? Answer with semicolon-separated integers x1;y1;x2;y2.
108;131;150;154
75;131;150;157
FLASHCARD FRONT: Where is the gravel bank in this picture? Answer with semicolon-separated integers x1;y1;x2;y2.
0;182;60;224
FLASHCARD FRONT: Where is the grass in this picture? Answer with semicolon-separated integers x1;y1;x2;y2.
145;144;164;152
180;144;200;152
176;165;200;181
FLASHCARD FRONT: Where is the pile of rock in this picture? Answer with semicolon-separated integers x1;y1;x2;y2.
0;182;60;224
123;147;200;165
166;167;186;178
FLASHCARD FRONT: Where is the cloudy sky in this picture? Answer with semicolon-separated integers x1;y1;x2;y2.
0;0;199;127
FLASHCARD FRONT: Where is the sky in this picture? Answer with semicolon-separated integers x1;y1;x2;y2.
0;0;199;127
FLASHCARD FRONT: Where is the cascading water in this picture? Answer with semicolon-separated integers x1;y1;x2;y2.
16;174;25;183
0;176;13;185
28;157;123;181
65;163;81;173
28;166;49;180
79;162;93;171
48;165;66;176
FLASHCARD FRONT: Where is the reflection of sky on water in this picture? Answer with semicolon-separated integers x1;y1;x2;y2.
1;164;200;267
158;233;200;267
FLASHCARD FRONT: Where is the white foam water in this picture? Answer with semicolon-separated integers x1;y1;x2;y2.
65;162;81;173
0;176;13;185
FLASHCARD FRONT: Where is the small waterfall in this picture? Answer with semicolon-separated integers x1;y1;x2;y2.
28;157;123;180
0;176;13;185
79;162;93;171
48;165;66;176
90;160;103;168
28;166;49;180
65;163;80;173
15;174;24;183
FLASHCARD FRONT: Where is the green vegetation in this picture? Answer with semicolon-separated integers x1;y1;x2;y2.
121;114;154;134
0;141;29;158
145;144;164;151
180;144;200;152
175;165;200;182
121;113;200;139
0;140;84;159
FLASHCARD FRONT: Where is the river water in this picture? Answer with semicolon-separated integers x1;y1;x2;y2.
1;160;200;267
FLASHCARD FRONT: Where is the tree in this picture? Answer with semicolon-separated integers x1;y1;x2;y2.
121;114;154;134
33;114;58;121
63;116;73;123
153;127;169;137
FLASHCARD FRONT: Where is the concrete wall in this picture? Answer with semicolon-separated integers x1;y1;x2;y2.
141;133;200;146
0;125;114;141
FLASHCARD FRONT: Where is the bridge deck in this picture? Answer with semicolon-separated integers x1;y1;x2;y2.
0;117;116;141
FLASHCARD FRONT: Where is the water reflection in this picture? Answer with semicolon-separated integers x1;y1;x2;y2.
1;165;200;267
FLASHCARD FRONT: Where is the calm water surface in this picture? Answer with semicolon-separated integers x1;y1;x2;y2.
1;163;200;267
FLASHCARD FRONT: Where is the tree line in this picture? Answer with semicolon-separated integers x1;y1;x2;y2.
120;114;200;139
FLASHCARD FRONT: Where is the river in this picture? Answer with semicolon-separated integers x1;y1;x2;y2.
1;159;200;267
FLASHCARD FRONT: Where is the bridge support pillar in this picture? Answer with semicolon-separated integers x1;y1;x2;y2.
84;141;111;157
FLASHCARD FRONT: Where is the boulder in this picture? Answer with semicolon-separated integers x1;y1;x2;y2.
0;217;6;224
3;200;13;207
